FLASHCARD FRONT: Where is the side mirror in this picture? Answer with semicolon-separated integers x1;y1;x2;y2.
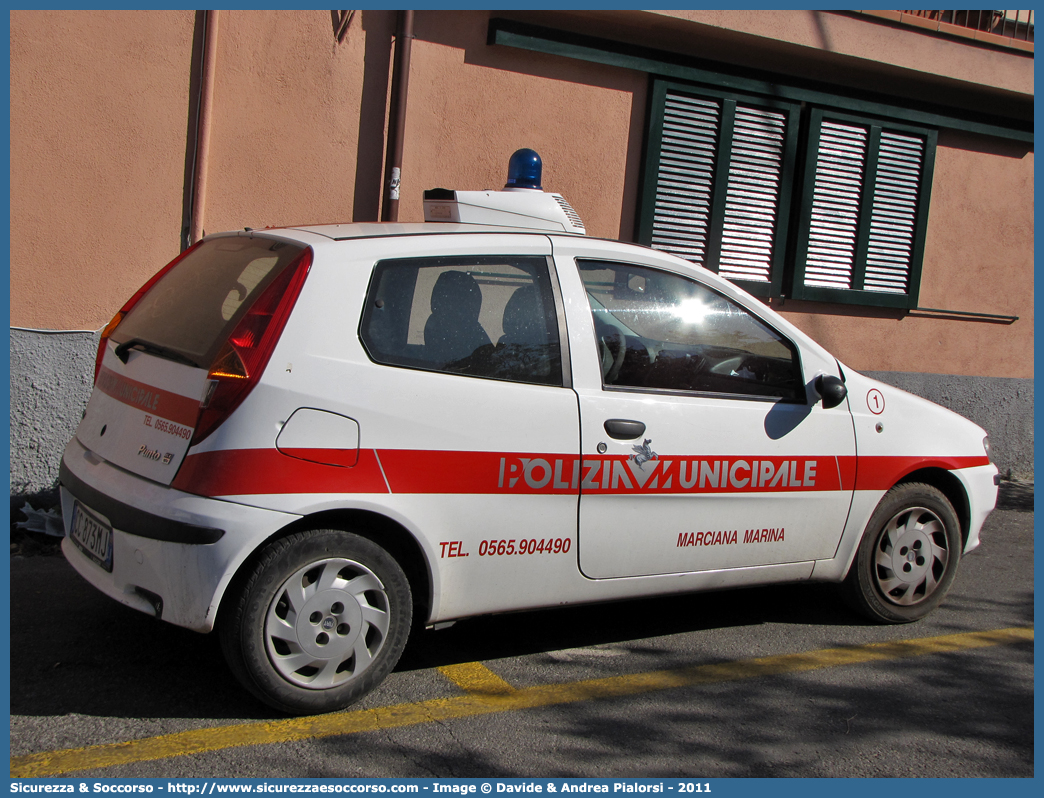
815;374;848;409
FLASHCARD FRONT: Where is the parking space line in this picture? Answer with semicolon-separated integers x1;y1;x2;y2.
10;626;1032;778
438;662;518;695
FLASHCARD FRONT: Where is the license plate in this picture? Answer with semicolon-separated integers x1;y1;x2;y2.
71;501;113;572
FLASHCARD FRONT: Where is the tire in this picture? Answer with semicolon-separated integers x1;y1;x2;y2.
842;483;962;624
219;529;412;715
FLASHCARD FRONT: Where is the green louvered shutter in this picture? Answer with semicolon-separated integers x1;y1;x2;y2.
648;92;720;264
716;104;789;285
792;109;936;308
641;84;798;297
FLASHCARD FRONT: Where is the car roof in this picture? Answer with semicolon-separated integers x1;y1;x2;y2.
264;221;589;242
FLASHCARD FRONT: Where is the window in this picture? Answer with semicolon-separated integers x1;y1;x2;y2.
639;80;937;309
640;82;800;298
578;259;804;402
360;256;564;386
111;237;306;367
790;109;936;307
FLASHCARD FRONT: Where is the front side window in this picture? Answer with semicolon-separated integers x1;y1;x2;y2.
360;256;563;386
578;260;803;401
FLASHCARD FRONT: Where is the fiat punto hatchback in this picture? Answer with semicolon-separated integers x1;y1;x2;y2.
60;152;998;714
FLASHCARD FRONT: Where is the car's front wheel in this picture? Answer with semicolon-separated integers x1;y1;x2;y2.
843;483;962;623
220;529;412;714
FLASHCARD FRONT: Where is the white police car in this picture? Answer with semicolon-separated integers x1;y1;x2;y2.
60;150;998;714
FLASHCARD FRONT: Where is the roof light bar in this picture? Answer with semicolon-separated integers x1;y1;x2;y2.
423;149;585;234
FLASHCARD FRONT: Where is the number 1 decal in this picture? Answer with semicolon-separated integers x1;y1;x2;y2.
867;388;885;415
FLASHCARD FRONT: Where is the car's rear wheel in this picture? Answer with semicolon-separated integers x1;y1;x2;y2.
843;483;962;623
220;529;412;714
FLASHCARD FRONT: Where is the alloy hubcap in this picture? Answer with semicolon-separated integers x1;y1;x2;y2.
265;558;390;689
874;506;949;606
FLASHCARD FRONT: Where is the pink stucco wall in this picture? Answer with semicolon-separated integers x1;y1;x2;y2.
650;9;1032;95
10;10;196;331
394;11;646;243
9;9;1033;379
201;10;373;233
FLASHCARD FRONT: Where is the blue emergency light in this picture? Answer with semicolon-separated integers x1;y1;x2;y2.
504;148;542;190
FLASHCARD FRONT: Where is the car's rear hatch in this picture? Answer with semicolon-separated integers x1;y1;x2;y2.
78;235;309;485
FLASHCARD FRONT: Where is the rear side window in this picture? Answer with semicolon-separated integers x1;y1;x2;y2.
360;256;563;387
111;237;306;367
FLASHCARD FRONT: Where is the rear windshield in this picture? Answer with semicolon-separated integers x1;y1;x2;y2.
111;237;306;367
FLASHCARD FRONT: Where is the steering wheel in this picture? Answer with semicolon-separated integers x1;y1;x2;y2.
598;325;627;384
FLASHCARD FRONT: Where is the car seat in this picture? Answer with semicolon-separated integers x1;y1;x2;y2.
423;270;491;365
499;285;547;348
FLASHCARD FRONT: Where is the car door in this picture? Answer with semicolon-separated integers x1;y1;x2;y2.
551;237;856;579
347;235;582;617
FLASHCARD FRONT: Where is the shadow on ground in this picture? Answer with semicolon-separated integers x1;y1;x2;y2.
9;483;1033;725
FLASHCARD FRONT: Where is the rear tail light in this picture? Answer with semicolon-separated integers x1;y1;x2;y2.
190;246;314;445
94;241;204;381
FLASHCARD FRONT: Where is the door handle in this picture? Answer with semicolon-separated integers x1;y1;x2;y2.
603;419;646;440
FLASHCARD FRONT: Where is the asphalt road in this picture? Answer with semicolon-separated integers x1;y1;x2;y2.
8;485;1034;778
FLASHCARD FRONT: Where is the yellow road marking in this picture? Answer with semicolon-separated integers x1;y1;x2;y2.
438;662;517;695
11;626;1032;778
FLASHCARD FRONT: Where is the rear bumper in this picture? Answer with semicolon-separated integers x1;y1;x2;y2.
60;436;300;632
60;461;225;544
